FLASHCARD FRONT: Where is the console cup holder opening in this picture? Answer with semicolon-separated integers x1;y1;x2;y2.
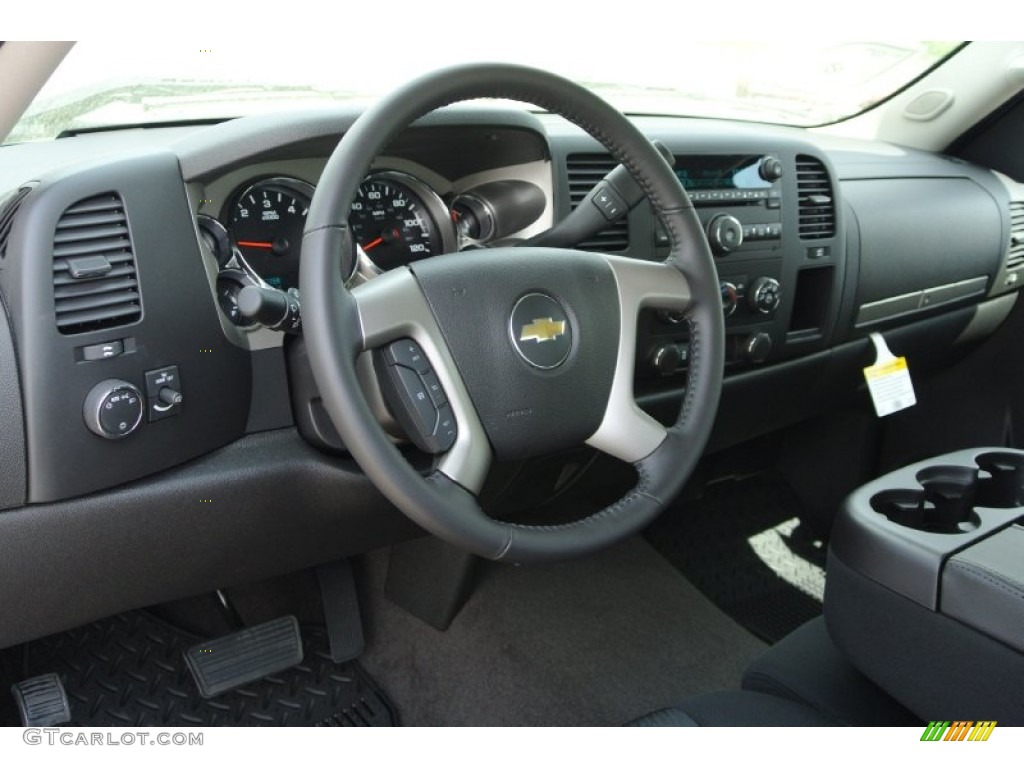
870;466;982;533
974;452;1024;508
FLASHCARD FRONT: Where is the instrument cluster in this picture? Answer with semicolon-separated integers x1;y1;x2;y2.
198;170;534;328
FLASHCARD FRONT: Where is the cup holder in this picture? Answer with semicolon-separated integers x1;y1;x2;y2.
975;451;1024;507
870;465;982;533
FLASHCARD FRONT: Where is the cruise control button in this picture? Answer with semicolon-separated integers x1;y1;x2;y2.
384;339;431;374
421;369;447;407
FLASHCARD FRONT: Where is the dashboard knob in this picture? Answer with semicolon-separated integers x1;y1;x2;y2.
158;387;183;407
742;332;773;364
649;344;682;376
748;276;781;314
706;214;744;255
83;379;144;440
720;281;738;316
759;156;784;182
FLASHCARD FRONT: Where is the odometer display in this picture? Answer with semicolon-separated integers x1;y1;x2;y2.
349;174;444;271
229;178;312;290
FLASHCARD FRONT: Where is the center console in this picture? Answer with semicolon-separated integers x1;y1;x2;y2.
637;149;844;381
827;448;1024;723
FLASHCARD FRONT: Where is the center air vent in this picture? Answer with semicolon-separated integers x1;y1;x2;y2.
566;154;629;251
1006;201;1024;270
53;192;142;334
0;186;32;260
796;155;835;240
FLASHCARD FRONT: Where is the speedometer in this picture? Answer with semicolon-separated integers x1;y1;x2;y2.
349;172;455;272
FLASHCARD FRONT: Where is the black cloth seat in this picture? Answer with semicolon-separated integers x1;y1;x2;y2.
628;617;920;727
627;690;838;727
741;617;919;726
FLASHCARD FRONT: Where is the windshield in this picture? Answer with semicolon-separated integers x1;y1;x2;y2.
7;40;961;143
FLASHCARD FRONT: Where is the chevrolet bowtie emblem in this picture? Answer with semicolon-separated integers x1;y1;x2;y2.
519;317;567;344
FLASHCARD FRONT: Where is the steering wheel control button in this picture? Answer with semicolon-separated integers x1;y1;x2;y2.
83;379;144;439
144;365;183;422
590;182;627;221
510;293;572;370
433;405;457;452
397;366;439;432
375;339;456;455
420;369;447;407
383;339;431;374
81;339;124;361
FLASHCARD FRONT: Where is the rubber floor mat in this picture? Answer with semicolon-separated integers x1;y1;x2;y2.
645;474;826;644
18;611;397;726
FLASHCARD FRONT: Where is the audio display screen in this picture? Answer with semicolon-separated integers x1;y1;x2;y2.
675;155;770;190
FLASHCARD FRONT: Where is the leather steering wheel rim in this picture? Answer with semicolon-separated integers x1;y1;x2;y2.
300;63;724;564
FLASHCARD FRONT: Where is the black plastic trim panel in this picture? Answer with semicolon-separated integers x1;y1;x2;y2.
0;150;252;501
0;429;419;650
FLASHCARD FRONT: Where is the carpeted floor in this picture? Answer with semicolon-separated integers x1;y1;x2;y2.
358;536;765;726
645;475;827;644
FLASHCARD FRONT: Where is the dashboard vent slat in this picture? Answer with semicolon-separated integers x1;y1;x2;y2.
0;186;32;260
566;154;629;252
796;155;836;240
1006;201;1024;270
52;192;141;334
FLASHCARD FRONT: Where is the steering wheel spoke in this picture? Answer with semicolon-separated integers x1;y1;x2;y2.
351;267;492;494
585;255;690;463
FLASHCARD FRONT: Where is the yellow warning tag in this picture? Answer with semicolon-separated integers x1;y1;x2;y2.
864;333;916;417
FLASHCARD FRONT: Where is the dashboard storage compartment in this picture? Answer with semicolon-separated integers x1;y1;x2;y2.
827;447;1024;724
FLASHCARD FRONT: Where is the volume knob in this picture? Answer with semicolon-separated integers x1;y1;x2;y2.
759;156;784;182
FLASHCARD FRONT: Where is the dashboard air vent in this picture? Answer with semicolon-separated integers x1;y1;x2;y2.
53;192;141;334
1007;201;1024;270
0;186;31;260
566;154;629;251
796;155;835;240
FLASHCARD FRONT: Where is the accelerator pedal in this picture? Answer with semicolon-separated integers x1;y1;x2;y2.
185;615;303;699
317;559;365;663
12;673;71;726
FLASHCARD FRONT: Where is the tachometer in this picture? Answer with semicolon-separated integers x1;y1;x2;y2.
228;177;313;290
349;172;455;272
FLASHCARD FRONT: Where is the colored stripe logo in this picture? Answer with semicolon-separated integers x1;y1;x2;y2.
921;721;997;741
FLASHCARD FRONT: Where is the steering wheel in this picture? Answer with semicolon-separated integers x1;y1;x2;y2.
300;64;724;564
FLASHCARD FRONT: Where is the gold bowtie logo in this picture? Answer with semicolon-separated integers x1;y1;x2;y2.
519;317;566;344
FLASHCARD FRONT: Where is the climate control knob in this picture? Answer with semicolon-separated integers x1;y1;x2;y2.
649;344;682;377
706;214;744;255
742;332;773;364
748;276;781;314
83;379;144;440
720;281;738;316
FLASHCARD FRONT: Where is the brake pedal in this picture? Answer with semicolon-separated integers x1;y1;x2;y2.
12;673;71;726
184;615;303;699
